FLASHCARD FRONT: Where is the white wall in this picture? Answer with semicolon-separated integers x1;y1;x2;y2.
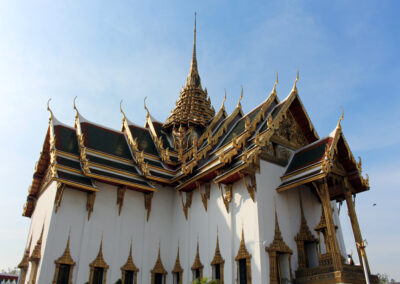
23;160;349;284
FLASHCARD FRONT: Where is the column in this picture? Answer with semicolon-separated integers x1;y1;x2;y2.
344;187;371;274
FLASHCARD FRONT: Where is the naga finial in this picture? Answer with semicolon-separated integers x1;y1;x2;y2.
47;98;54;119
120;100;126;116
237;86;243;108
221;89;227;109
337;106;344;129
144;97;150;118
73;96;78;112
271;71;278;95
292;69;299;93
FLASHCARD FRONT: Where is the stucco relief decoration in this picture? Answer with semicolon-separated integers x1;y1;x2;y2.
198;182;210;211
86;192;96;220
180;191;192;220
121;240;139;284
235;229;252;284
218;183;232;213
144;192;154;221
52;234;76;284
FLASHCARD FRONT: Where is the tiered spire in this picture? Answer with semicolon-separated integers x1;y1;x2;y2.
164;13;215;129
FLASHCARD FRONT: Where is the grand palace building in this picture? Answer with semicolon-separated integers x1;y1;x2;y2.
18;15;377;284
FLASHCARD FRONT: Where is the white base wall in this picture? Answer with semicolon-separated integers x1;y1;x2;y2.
22;159;349;284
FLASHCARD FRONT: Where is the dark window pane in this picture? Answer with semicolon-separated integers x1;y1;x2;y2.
214;264;221;280
93;267;104;284
154;273;163;284
124;270;134;284
193;269;200;280
239;259;247;284
173;272;180;284
56;264;70;284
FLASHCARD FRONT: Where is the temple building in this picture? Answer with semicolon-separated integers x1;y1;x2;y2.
19;15;377;284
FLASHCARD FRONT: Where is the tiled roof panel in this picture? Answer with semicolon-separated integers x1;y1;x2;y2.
57;170;94;186
285;137;330;174
54;126;79;155
129;125;159;156
87;154;138;174
82;123;132;160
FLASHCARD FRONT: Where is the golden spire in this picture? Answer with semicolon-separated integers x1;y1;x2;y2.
164;13;215;129
186;12;201;89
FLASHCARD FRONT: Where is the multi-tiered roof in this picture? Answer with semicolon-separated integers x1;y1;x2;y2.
22;18;370;218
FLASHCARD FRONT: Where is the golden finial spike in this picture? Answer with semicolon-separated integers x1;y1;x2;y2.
221;89;227;109
292;69;299;93
73;96;79;115
237;86;243;108
47;98;54;119
271;72;278;95
144;97;150;118
337;107;344;129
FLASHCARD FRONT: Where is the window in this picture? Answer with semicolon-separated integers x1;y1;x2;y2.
154;273;163;284
123;270;135;284
92;267;104;284
173;272;180;284
56;264;71;284
192;269;200;281
213;264;221;280
238;259;247;284
235;230;252;284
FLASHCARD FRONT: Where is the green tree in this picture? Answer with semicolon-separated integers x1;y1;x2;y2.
190;277;219;284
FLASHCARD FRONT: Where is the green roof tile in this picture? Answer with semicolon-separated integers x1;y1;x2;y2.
82;123;132;159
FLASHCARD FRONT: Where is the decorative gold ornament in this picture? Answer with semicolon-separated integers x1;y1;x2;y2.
18;236;32;284
240;171;256;202
29;224;45;284
211;233;225;283
54;183;65;213
86;192;96;220
52;232;75;284
219;183;232;213
89;238;109;284
198;182;210;211
172;243;183;284
266;204;293;284
121;239;139;284
117;186;127;216
294;193;318;270
235;229;252;284
180;191;193;220
144;192;154;222
191;240;204;280
151;245;167;284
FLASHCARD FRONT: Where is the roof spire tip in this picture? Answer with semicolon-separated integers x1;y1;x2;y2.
292;69;299;93
47;98;54;118
337;107;344;129
237;86;243;108
73;96;78;112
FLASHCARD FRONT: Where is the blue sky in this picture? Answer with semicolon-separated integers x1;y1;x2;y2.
0;0;399;280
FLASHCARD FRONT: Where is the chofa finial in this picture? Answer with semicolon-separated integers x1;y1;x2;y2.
337;107;344;129
221;89;227;109
73;96;78;112
237;86;243;108
271;72;278;95
292;69;299;93
144;97;150;118
47;98;54;118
